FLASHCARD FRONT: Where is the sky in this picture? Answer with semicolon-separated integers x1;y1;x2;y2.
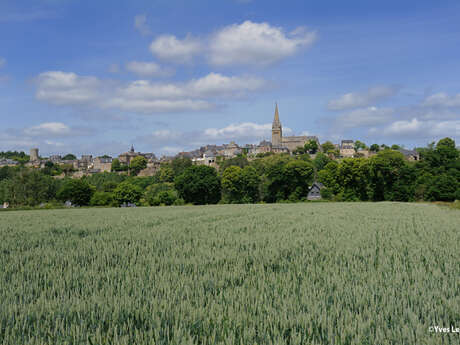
1;0;459;157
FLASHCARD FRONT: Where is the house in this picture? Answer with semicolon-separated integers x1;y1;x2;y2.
397;148;420;161
307;182;324;200
340;140;355;158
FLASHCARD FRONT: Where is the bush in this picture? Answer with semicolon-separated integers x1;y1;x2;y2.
113;181;142;206
144;183;179;206
57;179;95;206
174;165;221;205
90;192;115;206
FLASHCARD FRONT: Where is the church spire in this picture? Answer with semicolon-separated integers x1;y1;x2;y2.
273;102;280;125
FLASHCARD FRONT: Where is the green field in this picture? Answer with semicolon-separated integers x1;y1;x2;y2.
1;203;459;345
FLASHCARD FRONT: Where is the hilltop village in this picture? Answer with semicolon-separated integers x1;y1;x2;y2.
0;105;420;176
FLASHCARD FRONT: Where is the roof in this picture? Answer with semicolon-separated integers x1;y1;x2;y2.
397;148;419;156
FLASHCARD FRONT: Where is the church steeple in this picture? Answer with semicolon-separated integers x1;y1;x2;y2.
272;102;282;147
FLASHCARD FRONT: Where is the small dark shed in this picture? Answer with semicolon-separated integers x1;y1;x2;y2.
307;182;324;200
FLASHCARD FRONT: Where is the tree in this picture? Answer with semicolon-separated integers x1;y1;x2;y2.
219;156;249;172
434;137;459;166
391;144;401;150
144;183;179;206
113;181;142;205
171;157;192;177
321;141;335;153
129;156;147;176
157;166;174;183
90;191;115;206
57;179;95;206
369;144;380;152
283;160;315;200
0;169;58;206
111;158;122;172
354;140;367;152
318;161;340;195
174;165;221;205
62;154;77;160
426;174;459;201
336;158;369;201
222;166;260;203
304;140;318;154
313;152;332;172
367;150;406;201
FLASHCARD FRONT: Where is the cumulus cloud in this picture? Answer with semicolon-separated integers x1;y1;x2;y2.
338;107;395;128
125;61;173;77
209;21;316;66
422;92;460;107
328;85;399;111
24;122;71;137
35;71;103;105
134;14;151;36
382;118;460;138
35;71;267;114
150;35;202;63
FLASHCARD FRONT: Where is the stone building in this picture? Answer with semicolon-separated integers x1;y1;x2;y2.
340;140;355;158
93;157;112;172
397;148;420;161
118;145;140;165
271;103;319;153
30;148;39;162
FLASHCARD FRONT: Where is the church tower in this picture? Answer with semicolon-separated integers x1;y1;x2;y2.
272;103;282;147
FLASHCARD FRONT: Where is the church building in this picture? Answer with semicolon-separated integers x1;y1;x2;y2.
271;103;320;153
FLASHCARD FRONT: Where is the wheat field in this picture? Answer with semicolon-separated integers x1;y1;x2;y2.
1;203;459;344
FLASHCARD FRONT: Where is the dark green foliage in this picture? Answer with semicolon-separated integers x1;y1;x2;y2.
219;155;249;172
84;172;126;191
57;179;95;206
144;183;179;206
175;165;221;205
369;144;380;152
0;169;58;206
156;165;174;183
222;166;260;203
304;139;318;154
0;150;30;163
426;174;459;201
171;157;192;177
113;181;143;205
62;153;77;160
129;156;148;176
90;191;115;206
313;152;331;171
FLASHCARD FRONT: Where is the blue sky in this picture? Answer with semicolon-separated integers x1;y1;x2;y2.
1;0;459;157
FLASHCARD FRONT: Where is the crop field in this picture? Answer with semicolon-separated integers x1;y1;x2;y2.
0;203;459;345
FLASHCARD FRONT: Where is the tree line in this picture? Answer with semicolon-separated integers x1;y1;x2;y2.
0;137;458;208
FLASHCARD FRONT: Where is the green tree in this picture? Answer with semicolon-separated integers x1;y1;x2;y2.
367;150;406;201
129;156;147;176
144;183;179;206
391;144;401;150
171;157;192;177
304;140;319;154
369;144;380;152
426;174;459;201
90;191;115;206
57;179;95;206
174;165;221;205
111;158;122;172
354;140;367;152
222;166;260;203
157;166;174;183
219;156;249;172
62;154;77;160
113;181;142;205
336;158;370;201
318;161;340;195
283;160;315;200
313;152;332;172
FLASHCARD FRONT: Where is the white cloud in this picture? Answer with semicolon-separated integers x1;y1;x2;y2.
35;71;266;114
35;71;102;105
24;122;71;137
422;92;460;107
338;107;394;128
108;63;120;73
150;34;202;63
382;118;460;137
203;122;272;140
125;61;173;77
134;14;151;36
328;85;399;111
0;57;5;68
209;21;316;66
